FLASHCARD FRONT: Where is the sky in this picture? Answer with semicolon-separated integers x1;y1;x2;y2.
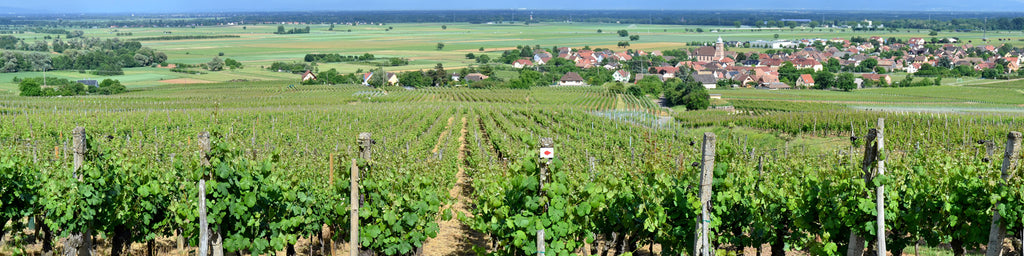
4;0;1024;14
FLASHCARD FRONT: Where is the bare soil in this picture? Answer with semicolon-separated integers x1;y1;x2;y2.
421;116;490;255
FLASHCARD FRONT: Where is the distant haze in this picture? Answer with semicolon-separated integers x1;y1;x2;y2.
4;0;1024;14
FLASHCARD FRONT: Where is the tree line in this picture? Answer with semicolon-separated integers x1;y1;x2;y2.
17;77;126;96
1;38;167;75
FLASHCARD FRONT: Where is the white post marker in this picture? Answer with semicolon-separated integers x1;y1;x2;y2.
539;147;554;159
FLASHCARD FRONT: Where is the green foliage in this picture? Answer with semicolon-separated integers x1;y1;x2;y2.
90;79;127;95
224;58;243;69
274;26;310;34
18;79;41;96
836;73;857;91
813;71;835;90
268;62;313;74
18;77;122;96
208;57;225;71
399;71;431;88
664;77;710;110
304;53;375;63
636;75;663;95
0;154;39;240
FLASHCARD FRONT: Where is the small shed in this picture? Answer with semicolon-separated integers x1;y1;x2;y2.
78;79;99;87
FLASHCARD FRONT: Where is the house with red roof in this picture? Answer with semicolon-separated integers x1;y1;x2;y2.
796;74;815;88
557;72;586;86
513;59;534;69
301;70;317;82
613;70;631;83
861;74;892;85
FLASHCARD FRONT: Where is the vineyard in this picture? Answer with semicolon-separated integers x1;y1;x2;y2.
1;82;1023;256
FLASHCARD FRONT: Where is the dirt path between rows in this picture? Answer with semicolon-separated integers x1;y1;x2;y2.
432;116;456;154
422;117;489;255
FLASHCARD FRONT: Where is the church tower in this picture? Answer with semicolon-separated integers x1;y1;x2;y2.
713;36;725;61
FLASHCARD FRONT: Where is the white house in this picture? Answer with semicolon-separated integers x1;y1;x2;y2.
557;72;586;86
613;70;631;83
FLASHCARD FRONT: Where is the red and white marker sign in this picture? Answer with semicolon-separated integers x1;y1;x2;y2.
539;147;554;159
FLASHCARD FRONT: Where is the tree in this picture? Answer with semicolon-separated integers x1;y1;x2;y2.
774;34;780;39
629;35;640;41
224;58;243;69
809;21;820;29
441;25;447;30
682;88;710;110
733;21;742;28
858;58;878;72
825;58;841;73
329;24;334;31
465;53;476;59
479;47;485;52
476;54;490;64
436;43;445;50
812;71;835;90
18;79;41;96
836;73;857;91
617;30;629;37
399;71;430;88
928;30;938;36
428;63;448;86
635;75;663;95
367;67;386;87
208;57;225;71
277;25;285;34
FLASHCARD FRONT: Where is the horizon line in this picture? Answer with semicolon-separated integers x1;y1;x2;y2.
4;9;1024;16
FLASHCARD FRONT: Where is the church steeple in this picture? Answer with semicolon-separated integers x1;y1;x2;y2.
713;36;725;61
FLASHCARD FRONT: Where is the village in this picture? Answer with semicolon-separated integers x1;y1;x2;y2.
337;33;1021;92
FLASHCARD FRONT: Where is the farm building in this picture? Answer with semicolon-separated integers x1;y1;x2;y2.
301;70;317;82
78;79;99;87
693;74;718;89
465;73;489;82
557;72;586;86
796;74;815;88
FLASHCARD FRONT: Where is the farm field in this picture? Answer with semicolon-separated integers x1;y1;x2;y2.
2;18;1024;256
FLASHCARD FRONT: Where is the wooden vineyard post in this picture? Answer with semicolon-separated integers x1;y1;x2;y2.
537;138;554;256
539;138;554;255
876;118;886;255
350;158;359;256
327;153;336;256
73;127;86;180
67;127;93;256
198;180;208;256
986;131;1021;256
352;133;373;256
694;132;716;256
198;132;209;256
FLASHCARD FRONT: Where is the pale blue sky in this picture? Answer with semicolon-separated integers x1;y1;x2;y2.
4;0;1024;13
